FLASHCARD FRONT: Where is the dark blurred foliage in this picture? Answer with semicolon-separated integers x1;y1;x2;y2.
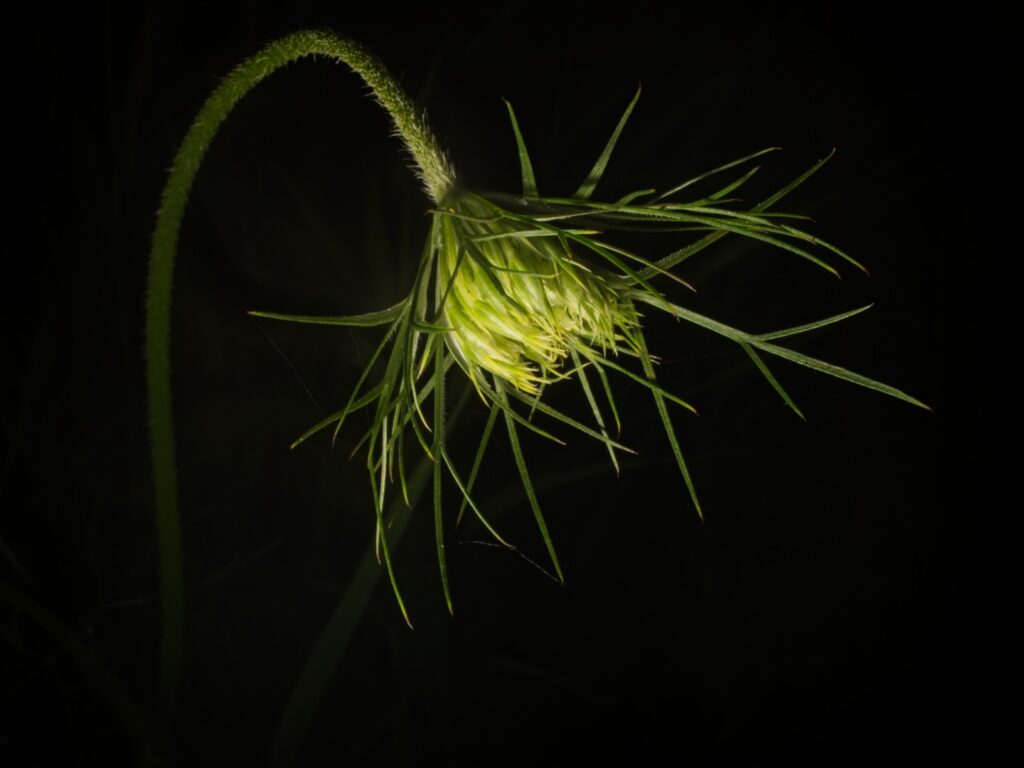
2;2;1003;765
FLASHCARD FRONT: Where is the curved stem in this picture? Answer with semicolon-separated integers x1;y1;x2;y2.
144;30;454;742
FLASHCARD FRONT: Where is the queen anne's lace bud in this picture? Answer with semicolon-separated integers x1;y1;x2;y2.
437;192;638;396
161;37;928;622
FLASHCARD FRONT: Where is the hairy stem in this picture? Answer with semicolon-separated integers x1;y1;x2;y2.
144;30;454;741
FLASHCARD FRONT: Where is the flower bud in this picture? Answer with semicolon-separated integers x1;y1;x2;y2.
436;191;638;396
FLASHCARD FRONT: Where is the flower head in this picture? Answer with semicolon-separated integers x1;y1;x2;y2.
435;190;639;396
254;88;928;624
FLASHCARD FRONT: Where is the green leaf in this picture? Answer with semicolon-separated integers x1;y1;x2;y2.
443;449;510;546
655;147;779;201
751;341;931;410
574;85;642;200
295;307;404;449
248;299;407;326
495;377;636;453
643;210;843;277
553;225;664;297
504;99;538;198
591;358;622;435
367;421;412;628
739;342;805;420
494;379;564;583
636;332;703;520
708;164;762;200
639;230;730;278
773;222;869;274
632;292;930;411
290;385;381;450
570;347;618;473
615;188;656;205
634;151;841;278
754;305;873;341
397;411;411;507
474;377;568;445
581;234;695;292
432;338;453;614
576;346;699;416
407;228;443;432
458;404;500;525
754;149;834;213
471;228;599;242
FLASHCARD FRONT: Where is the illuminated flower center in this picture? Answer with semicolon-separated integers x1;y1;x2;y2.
436;192;639;395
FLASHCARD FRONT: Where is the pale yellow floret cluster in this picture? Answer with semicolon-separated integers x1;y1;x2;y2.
436;193;638;395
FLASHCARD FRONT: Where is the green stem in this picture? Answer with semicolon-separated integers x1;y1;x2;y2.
144;30;454;742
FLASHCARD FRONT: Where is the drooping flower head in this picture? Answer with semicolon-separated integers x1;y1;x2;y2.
435;190;640;396
144;31;929;729
253;79;929;624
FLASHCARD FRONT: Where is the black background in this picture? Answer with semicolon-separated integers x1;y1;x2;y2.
4;2;1001;765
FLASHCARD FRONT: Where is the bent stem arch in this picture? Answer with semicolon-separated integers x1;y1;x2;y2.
144;30;453;740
